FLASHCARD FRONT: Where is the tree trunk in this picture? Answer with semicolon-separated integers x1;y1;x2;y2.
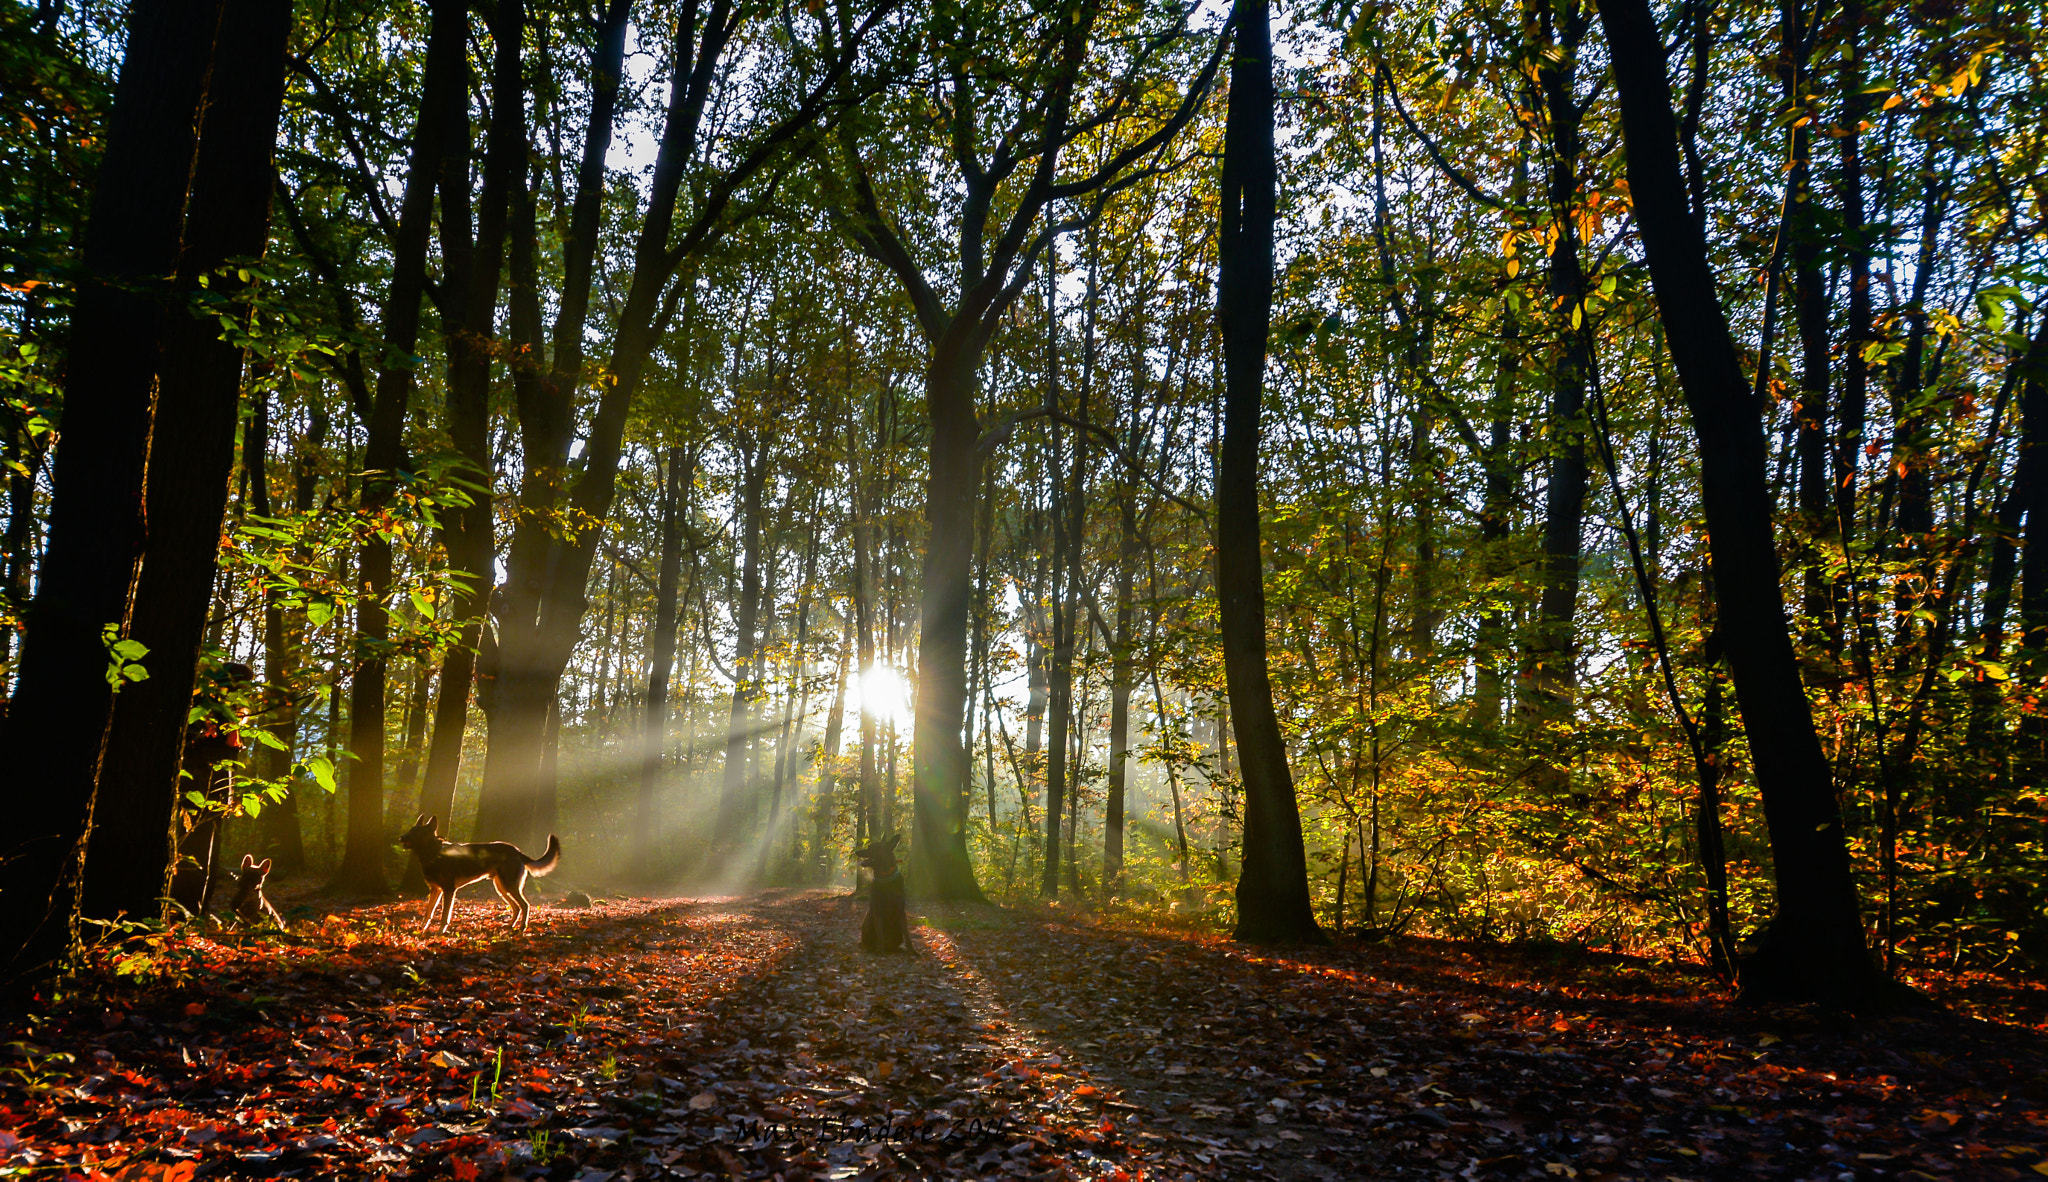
258;401;326;872
1530;3;1592;709
907;344;986;901
75;0;290;926
415;0;523;879
1784;0;1833;640
766;509;821;878
392;661;432;812
472;0;630;851
1970;319;2048;747
1597;0;1883;1004
635;446;692;880
335;0;465;894
814;624;853;881
1472;306;1522;725
718;444;768;855
1105;491;1136;896
0;0;226;980
853;434;879;866
1218;0;1320;945
1834;0;1871;652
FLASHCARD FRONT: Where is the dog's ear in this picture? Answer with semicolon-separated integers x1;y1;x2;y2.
888;833;902;850
428;815;440;834
415;813;429;827
242;853;256;869
257;858;272;876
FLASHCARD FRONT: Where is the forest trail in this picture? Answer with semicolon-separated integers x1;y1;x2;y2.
7;891;2048;1180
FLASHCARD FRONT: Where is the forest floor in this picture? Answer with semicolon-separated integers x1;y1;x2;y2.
5;889;2048;1181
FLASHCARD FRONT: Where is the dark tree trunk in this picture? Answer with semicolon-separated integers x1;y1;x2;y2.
474;0;852;851
1597;0;1884;1005
636;446;692;880
718;444;768;853
2013;322;2048;769
1473;305;1522;725
814;626;853;881
1218;0;1319;945
258;402;326;872
1530;3;1592;708
1041;293;1076;897
75;0;290;926
1834;0;1871;652
1105;490;1136;896
473;0;630;850
336;0;466;894
0;0;225;980
392;662;432;810
414;0;524;879
909;346;986;900
766;510;821;878
853;438;879;863
1970;319;2048;747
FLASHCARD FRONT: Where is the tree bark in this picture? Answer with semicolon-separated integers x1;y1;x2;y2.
0;0;223;981
258;401;326;872
1834;0;1872;653
909;345;986;900
1218;0;1320;944
636;446;692;880
1970;319;2048;747
1105;489;1136;896
1782;0;1833;640
718;442;769;853
473;0;631;849
1530;2;1593;708
335;0;466;894
1596;0;1883;1004
78;0;291;926
814;623;853;881
414;0;524;878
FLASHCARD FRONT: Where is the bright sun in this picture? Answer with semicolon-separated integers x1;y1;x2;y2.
851;665;914;728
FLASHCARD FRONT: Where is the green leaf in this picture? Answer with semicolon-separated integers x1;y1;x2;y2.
306;600;336;627
306;755;337;793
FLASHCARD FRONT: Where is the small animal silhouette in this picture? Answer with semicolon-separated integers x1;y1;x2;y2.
226;854;286;929
856;834;907;953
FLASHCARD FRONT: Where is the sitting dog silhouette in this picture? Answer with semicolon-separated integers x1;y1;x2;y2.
856;834;907;953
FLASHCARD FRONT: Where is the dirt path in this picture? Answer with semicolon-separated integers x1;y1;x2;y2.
7;890;2048;1180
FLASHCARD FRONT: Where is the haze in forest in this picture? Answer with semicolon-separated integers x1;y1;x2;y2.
1;0;2040;1008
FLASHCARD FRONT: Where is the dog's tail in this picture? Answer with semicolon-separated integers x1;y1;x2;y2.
526;834;561;876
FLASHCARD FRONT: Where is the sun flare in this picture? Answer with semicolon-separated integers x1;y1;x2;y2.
851;665;914;728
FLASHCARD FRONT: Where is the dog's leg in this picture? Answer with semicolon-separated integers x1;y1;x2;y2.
507;869;530;931
491;874;521;929
421;887;443;934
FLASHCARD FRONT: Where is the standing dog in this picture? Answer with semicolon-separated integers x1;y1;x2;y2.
856;834;907;953
396;815;560;933
225;854;287;929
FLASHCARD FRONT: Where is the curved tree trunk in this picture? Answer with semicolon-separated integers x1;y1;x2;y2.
1597;0;1884;1005
1218;0;1320;945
